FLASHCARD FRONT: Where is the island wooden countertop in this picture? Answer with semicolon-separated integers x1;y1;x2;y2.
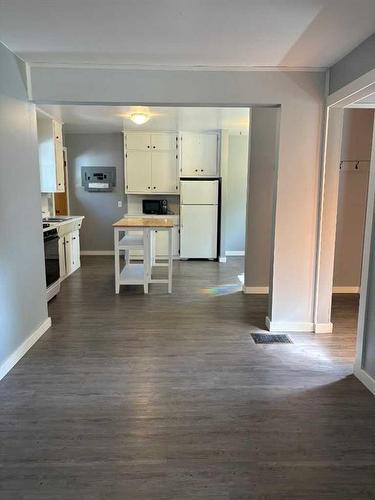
112;217;174;228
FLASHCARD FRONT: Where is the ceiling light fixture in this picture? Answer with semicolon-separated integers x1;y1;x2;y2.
129;113;150;125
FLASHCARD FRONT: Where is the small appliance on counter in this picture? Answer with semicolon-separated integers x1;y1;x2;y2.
142;199;169;215
43;227;60;301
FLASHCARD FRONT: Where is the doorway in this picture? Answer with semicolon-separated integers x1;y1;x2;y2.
316;81;375;393
332;108;374;349
36;104;256;293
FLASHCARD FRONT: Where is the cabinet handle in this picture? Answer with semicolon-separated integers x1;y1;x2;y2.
194;169;198;172
200;169;204;172
153;186;156;189
153;146;156;149
148;186;151;189
147;146;150;149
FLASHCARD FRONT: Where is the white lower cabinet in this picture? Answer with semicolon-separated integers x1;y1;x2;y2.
59;229;81;279
128;216;180;259
153;226;180;257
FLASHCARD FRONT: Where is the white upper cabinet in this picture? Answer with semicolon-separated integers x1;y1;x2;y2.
151;133;177;151
126;151;152;192
37;116;65;193
53;121;63;142
180;132;219;177
126;133;151;151
151;151;179;193
124;132;179;194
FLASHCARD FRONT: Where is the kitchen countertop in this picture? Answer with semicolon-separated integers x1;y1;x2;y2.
113;217;174;228
124;213;179;219
43;215;84;232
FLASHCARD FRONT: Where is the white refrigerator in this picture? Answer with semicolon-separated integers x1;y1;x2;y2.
180;180;219;259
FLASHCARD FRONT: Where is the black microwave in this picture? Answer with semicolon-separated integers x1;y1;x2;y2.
143;199;168;215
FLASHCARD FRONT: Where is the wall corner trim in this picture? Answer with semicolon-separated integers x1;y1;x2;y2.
0;317;51;381
314;322;333;333
354;366;375;396
266;316;315;333
219;256;227;263
243;286;269;294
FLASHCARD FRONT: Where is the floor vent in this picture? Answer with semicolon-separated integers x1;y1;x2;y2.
251;333;292;344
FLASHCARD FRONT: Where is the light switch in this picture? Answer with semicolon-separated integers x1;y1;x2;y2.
118;201;123;208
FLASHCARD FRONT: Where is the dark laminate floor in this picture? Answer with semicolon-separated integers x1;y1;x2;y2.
1;257;375;499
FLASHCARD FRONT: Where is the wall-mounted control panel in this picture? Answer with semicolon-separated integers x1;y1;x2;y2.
81;166;116;192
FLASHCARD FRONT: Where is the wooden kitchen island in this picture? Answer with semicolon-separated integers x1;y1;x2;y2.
113;217;174;294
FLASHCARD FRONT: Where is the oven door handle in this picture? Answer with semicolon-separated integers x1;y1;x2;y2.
44;234;59;242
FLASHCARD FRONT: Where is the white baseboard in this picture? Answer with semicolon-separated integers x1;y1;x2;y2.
225;251;245;256
219;256;227;263
243;286;269;294
265;316;314;332
314;322;333;333
81;250;114;256
0;317;51;381
332;286;360;293
354;366;375;396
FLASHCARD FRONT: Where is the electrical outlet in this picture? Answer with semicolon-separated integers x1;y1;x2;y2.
118;201;123;208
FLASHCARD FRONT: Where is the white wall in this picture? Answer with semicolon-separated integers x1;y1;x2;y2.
65;133;126;251
329;33;375;94
30;65;325;330
333;109;374;288
222;134;248;254
245;108;279;289
0;42;49;379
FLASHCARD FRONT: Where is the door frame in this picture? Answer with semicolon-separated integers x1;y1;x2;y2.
315;68;375;394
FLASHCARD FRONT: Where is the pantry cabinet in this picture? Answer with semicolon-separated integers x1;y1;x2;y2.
37;116;65;193
124;132;179;194
180;132;219;177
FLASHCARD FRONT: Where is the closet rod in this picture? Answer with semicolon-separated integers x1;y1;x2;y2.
339;159;370;170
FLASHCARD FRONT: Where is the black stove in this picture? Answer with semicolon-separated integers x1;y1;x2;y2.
43;222;50;229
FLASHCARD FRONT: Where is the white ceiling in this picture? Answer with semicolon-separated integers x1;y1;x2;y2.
38;105;250;134
1;0;375;69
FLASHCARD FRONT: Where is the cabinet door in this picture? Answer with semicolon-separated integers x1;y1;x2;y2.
154;230;168;256
126;133;151;151
154;227;179;257
58;236;66;278
71;230;80;272
151;151;178;193
64;233;73;276
55;139;65;192
53;121;63;142
151;133;177;151
200;134;218;176
125;151;152;193
181;133;218;177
